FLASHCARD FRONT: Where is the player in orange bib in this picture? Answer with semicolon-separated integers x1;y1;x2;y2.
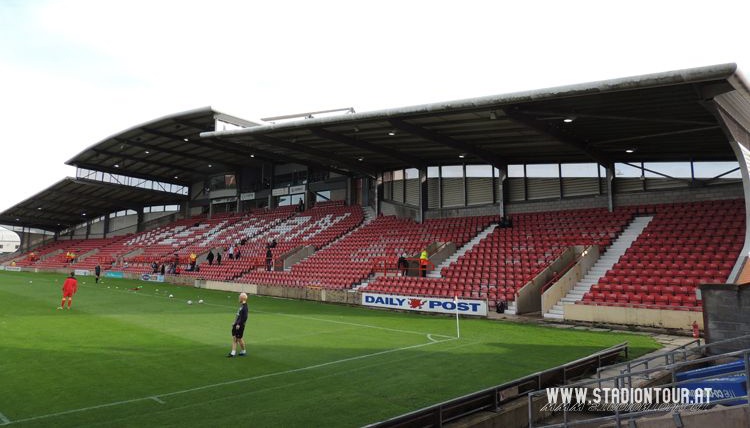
58;272;78;310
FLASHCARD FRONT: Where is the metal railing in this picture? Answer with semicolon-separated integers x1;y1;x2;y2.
529;348;750;427
598;333;750;389
366;342;628;428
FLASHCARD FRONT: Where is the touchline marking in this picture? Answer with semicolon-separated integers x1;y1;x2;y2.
0;412;11;425
8;336;455;425
82;283;455;340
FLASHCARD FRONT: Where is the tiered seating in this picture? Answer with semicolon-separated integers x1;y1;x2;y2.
238;214;495;289
73;235;133;271
200;204;365;282
14;239;83;267
581;199;744;311
365;208;632;304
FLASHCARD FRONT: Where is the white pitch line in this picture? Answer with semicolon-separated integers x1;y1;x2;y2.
8;336;455;425
0;412;11;425
150;397;165;405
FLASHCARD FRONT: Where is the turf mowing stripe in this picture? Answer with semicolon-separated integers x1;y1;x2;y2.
0;412;11;425
81;283;456;339
8;336;455;425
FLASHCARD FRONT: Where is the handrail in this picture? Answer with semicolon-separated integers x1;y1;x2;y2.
366;342;628;427
371;256;435;277
538;246;593;295
598;333;750;378
529;347;750;428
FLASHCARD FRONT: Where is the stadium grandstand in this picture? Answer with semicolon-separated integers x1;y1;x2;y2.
4;63;750;427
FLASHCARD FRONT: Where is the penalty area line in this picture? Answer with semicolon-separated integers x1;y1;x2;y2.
8;336;455;425
0;412;11;425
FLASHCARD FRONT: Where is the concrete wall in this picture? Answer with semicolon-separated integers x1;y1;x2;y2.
505;183;742;214
425;204;501;219
197;280;361;305
541;246;599;315
516;246;580;314
381;200;419;220
613;182;743;207
700;283;750;354
564;303;703;330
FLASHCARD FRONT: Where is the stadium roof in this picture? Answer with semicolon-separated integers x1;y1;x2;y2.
0;178;187;232
66;107;260;185
9;63;750;232
201;63;750;174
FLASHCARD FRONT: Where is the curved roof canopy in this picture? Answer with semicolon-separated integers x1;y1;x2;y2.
0;178;187;232
201;63;749;173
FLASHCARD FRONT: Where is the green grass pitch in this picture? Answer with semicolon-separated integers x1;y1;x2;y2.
0;270;659;427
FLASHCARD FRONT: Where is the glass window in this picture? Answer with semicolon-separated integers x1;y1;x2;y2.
315;191;331;202
526;164;559;178
277;196;291;206
508;165;524;178
693;161;741;179
561;163;598;177
441;165;463;178
290;194;304;205
404;168;419;179
465;165;492;177
614;163;643;177
209;174;237;191
643;162;692;178
393;170;404;180
427;166;440;178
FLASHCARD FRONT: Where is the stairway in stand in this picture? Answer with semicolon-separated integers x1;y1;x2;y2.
427;224;498;278
543;216;654;320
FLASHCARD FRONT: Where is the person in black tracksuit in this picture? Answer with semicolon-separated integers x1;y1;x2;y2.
228;293;249;357
95;264;101;283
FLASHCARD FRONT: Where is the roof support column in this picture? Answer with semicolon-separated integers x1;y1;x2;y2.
713;101;750;283
102;214;110;239
346;177;353;206
419;167;428;224
375;173;383;216
605;164;615;213
17;227;26;253
495;165;507;217
136;208;145;233
85;219;91;239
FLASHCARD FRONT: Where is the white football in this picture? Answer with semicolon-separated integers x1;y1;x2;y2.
198;299;204;304
29;281;32;284
187;300;193;305
169;294;174;298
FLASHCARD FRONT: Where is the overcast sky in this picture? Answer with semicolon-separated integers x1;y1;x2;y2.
1;0;749;218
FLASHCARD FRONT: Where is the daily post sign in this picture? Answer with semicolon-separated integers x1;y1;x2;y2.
361;293;487;316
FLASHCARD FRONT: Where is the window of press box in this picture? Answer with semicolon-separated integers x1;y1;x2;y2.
208;174;237;191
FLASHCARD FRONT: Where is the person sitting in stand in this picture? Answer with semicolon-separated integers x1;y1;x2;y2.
397;253;409;277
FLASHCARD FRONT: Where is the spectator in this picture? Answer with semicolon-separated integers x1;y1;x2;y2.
397;253;409;277
94;264;101;284
266;247;273;271
419;248;429;278
217;250;222;265
228;244;235;260
151;261;159;274
160;264;166;276
297;198;305;212
207;250;215;266
235;245;242;260
240;237;247;245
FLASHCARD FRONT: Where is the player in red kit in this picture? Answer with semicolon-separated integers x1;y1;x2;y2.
58;272;78;310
